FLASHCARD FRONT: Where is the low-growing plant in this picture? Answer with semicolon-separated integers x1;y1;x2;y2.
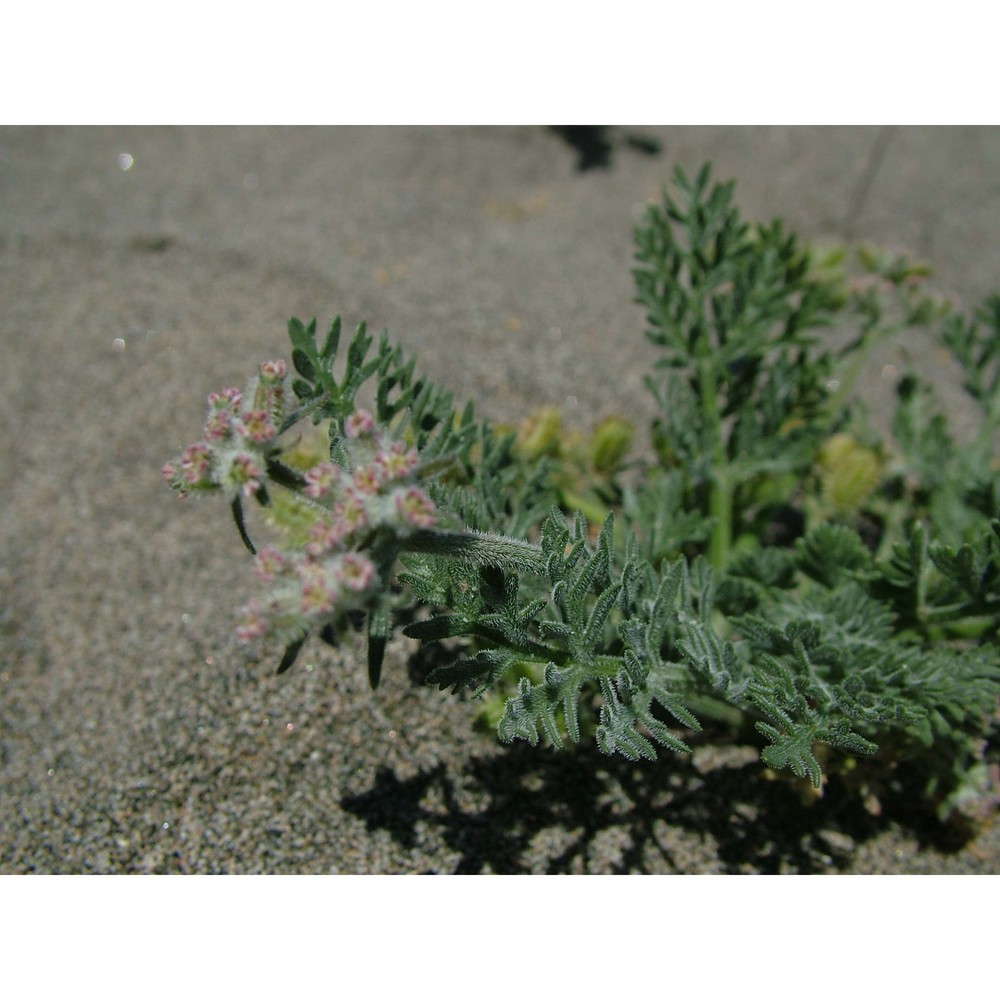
165;165;1000;835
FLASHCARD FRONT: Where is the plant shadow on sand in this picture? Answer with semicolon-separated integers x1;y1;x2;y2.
341;722;981;873
548;126;663;171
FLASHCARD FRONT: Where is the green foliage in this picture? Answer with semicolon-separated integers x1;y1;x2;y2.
633;164;843;569
166;163;1000;834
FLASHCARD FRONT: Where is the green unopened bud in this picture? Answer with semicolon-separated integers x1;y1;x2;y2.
813;244;846;270
817;433;881;511
651;420;680;468
262;487;328;548
857;246;882;274
280;420;332;471
588;416;634;473
857;246;932;286
518;407;562;461
906;293;951;327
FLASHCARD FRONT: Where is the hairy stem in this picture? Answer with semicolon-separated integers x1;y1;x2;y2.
402;528;547;576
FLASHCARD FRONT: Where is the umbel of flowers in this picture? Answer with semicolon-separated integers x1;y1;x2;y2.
161;358;289;501
163;360;439;652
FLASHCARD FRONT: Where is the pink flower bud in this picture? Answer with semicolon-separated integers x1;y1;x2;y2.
180;443;214;485
352;465;383;496
239;409;276;444
209;387;243;410
297;562;338;616
236;600;268;643
304;462;341;499
345;409;376;439
375;442;419;482
259;359;288;382
306;518;346;556
229;453;263;496
395;487;437;528
203;408;233;441
333;491;369;535
336;553;376;593
252;544;287;583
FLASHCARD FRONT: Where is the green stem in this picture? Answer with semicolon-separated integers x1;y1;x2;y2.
920;601;1000;629
402;528;547;576
699;358;731;571
682;692;748;730
471;626;568;665
708;467;732;572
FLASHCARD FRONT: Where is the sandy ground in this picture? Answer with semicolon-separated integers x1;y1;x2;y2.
1;125;998;873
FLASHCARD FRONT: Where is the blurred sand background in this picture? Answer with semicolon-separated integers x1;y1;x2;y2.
1;125;998;873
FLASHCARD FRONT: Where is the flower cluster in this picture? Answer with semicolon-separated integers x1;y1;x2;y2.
236;545;379;645
162;360;288;499
164;349;442;652
233;405;438;648
297;406;435;539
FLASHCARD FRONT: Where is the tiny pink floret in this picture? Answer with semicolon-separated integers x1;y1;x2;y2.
345;409;376;439
240;409;276;444
180;443;214;485
334;492;369;534
253;544;287;582
375;442;419;482
209;387;243;410
352;465;383;495
297;561;338;615
229;453;263;496
337;553;376;592
304;462;341;499
306;518;346;556
396;487;437;528
203;409;232;441
236;600;268;643
259;359;288;381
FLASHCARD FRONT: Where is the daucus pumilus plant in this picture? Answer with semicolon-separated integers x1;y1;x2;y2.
165;165;1000;833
